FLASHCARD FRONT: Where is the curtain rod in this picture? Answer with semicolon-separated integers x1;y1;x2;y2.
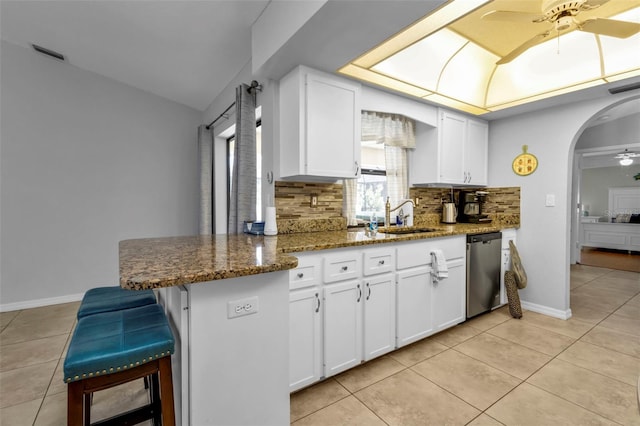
205;80;262;130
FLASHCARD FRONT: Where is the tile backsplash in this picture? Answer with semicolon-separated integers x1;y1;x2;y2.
275;181;343;218
274;181;520;233
410;186;520;215
275;181;346;233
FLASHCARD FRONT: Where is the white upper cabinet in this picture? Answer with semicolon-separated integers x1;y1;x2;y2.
465;118;489;186
410;109;488;186
279;66;361;181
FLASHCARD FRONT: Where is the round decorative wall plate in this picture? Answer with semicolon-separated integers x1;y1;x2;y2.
512;145;538;176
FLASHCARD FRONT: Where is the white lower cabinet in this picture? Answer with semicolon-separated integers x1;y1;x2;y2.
432;258;465;332
363;273;396;361
396;266;433;347
396;236;466;348
323;280;362;377
289;235;469;391
289;287;322;392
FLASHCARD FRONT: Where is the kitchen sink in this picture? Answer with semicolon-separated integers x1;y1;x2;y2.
379;227;438;234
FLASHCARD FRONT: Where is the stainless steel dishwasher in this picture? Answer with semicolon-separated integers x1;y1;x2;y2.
466;232;502;318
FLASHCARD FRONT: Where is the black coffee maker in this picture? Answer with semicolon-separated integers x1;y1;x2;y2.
457;191;491;223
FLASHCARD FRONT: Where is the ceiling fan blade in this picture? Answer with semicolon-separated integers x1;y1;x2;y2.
581;0;610;10
579;18;640;38
482;10;546;23
497;31;552;65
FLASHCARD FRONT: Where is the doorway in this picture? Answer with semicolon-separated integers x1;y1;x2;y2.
570;97;640;270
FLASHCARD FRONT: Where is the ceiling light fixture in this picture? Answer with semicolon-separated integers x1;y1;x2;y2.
615;148;639;166
339;0;640;116
620;157;634;165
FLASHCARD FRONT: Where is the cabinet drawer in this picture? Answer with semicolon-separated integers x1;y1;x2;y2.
363;249;395;276
323;253;359;283
289;255;321;290
396;236;465;269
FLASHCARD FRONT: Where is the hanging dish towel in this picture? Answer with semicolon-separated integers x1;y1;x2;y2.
430;249;448;281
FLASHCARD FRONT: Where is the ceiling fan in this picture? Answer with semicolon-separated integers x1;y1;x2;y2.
482;0;640;64
615;148;640;165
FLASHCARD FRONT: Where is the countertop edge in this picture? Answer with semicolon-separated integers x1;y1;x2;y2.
120;255;298;290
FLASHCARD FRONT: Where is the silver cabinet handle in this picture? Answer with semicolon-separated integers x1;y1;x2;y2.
341;266;348;272
468;172;472;182
315;293;320;313
366;282;371;300
297;272;304;278
355;161;360;176
357;284;362;303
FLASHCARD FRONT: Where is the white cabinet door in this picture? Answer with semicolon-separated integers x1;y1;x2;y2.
465;119;488;186
279;65;361;181
431;258;465;332
323;280;363;377
289;287;322;392
306;71;360;179
363;273;396;361
410;109;488;187
439;110;466;184
396;266;433;347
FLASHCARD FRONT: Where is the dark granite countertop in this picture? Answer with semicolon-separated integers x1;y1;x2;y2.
120;222;518;290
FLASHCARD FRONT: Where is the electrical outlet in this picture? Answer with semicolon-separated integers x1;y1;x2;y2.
310;195;318;208
227;296;259;319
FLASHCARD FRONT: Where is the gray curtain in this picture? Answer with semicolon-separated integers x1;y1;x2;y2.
198;125;214;234
228;84;257;234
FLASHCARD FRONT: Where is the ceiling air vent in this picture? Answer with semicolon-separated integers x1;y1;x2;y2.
608;82;640;95
32;44;65;61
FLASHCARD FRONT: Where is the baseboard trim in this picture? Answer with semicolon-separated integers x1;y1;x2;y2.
521;300;572;320
1;293;84;312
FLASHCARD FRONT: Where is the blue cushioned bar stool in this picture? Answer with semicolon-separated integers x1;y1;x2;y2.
77;286;157;319
64;303;175;426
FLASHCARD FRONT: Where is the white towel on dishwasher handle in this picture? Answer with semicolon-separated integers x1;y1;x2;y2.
431;249;448;281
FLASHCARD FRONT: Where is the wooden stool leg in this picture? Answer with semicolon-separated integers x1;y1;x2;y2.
67;381;83;426
84;393;91;426
151;373;161;425
158;357;175;426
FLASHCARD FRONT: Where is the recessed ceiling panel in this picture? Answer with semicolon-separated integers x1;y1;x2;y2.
372;29;467;91
340;0;640;115
438;41;499;106
487;30;603;106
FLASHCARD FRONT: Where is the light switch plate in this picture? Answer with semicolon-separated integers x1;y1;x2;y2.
545;194;555;207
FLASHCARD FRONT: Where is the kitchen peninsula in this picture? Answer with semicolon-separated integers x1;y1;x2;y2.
119;222;517;425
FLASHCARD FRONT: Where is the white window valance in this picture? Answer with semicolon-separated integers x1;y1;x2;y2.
361;111;416;149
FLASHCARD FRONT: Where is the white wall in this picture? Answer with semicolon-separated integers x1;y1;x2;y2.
0;41;202;309
488;93;639;318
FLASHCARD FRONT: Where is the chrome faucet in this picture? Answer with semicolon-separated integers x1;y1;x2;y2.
385;197;415;227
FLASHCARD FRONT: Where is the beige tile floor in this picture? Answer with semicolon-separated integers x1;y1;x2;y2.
0;264;638;425
291;264;640;426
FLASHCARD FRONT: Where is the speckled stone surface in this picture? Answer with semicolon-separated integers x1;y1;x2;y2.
276;222;518;254
120;222;519;290
120;235;298;290
277;217;346;234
